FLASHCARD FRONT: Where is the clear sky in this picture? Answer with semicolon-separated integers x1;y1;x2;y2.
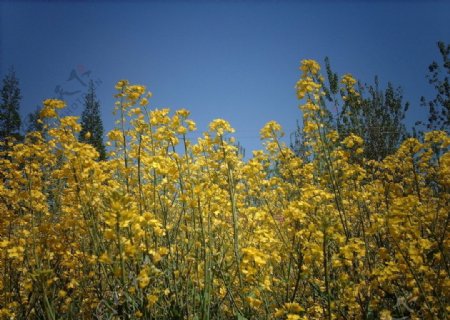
1;0;449;155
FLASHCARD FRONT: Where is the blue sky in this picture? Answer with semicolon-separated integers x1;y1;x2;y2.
1;0;449;154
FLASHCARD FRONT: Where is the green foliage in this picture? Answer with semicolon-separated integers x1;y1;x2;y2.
420;41;449;132
0;67;22;146
26;106;44;134
338;77;409;161
79;80;106;160
291;58;409;161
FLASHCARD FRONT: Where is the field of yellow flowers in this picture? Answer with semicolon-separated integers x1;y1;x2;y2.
0;61;449;319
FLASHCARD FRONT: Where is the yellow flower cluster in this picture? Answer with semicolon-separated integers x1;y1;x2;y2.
299;59;320;75
340;73;360;101
0;61;448;319
39;99;66;118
